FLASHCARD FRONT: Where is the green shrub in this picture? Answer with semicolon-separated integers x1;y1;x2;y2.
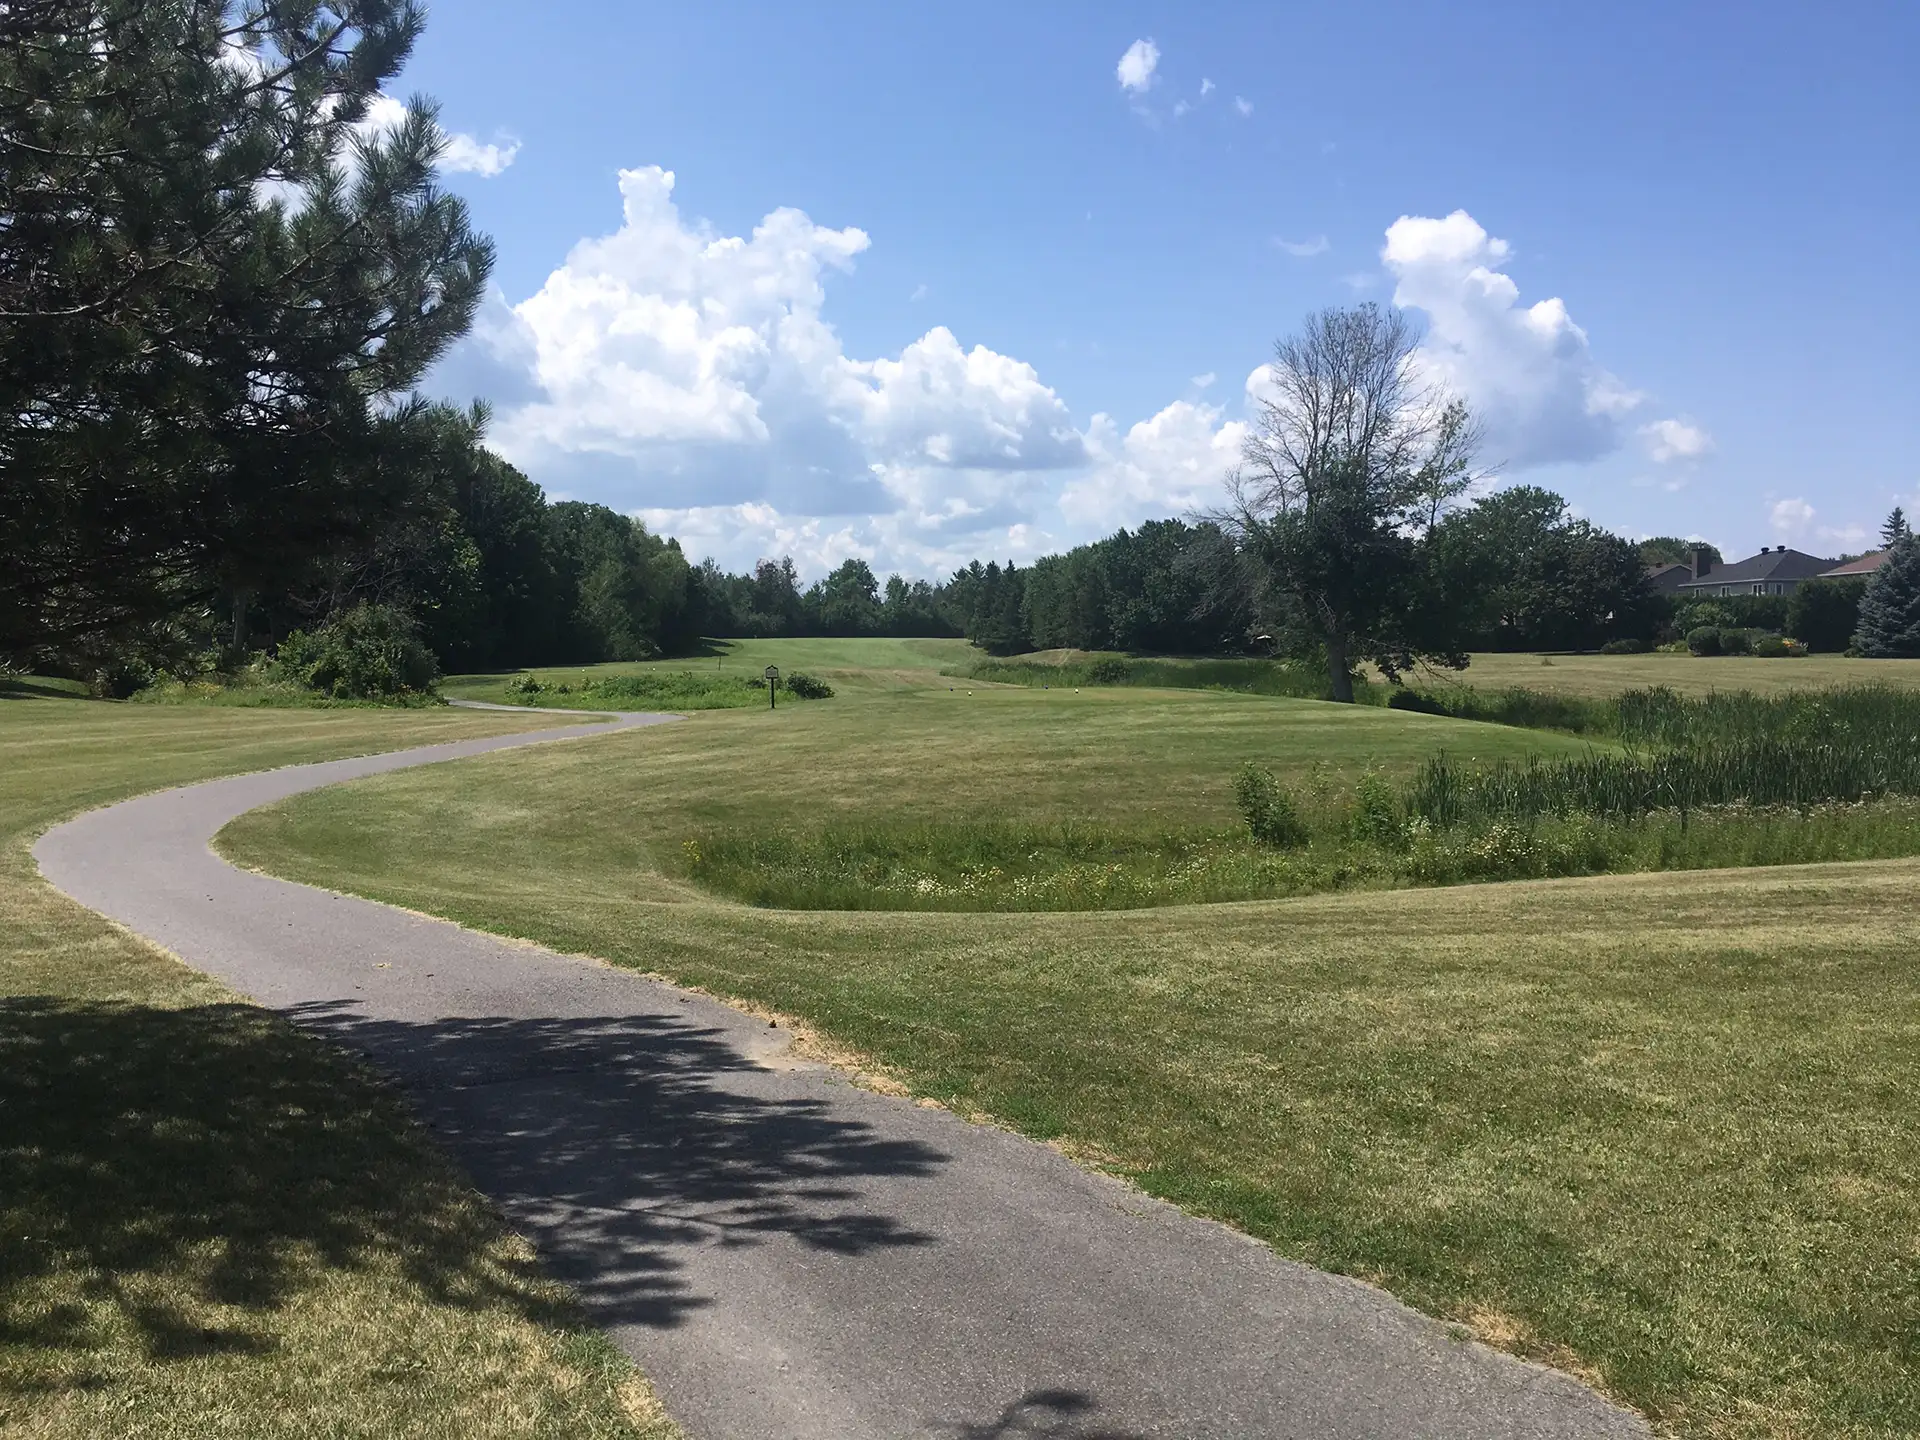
1600;638;1646;655
1749;634;1803;658
1350;770;1407;849
270;605;438;699
1717;627;1753;655
1233;764;1309;848
90;656;155;699
1686;625;1723;656
505;673;544;697
783;670;835;699
1084;657;1133;684
1787;577;1867;653
1387;688;1449;715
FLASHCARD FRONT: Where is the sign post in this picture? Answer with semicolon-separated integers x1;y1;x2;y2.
764;664;779;710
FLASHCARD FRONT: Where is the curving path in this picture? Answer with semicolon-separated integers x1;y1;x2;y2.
34;710;1646;1440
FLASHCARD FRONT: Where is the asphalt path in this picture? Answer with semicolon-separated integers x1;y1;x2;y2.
34;708;1647;1440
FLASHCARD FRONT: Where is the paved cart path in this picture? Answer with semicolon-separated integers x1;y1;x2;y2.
34;711;1646;1440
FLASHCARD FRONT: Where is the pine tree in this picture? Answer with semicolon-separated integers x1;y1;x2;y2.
1855;539;1920;658
1;0;492;670
1882;507;1912;550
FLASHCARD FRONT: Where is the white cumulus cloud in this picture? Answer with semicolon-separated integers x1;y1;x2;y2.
1117;39;1160;94
1770;497;1816;541
429;165;1228;577
1200;78;1216;97
1642;417;1714;463
1062;400;1246;532
1276;234;1329;258
1384;209;1646;468
1233;96;1254;117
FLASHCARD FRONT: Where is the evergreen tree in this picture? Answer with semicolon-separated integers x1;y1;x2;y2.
1855;539;1920;658
1;0;491;670
1882;507;1912;550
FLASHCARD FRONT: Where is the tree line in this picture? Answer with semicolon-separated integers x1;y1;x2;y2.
7;6;1914;691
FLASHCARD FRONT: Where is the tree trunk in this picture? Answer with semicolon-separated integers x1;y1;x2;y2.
1326;631;1354;703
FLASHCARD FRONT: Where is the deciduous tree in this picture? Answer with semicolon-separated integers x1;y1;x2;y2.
1222;304;1483;701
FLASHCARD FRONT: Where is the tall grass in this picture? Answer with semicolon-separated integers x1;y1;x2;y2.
677;796;1920;913
955;655;1382;702
1406;685;1920;827
504;671;763;710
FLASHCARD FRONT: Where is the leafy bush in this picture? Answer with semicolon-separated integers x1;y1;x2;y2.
1600;638;1646;655
1672;592;1790;635
270;605;438;699
1233;764;1310;848
1387;688;1449;715
1084;657;1133;684
90;656;155;699
1787;577;1867;653
1350;770;1407;849
1717;627;1753;655
1685;625;1723;656
783;670;835;699
505;673;543;697
1748;634;1805;658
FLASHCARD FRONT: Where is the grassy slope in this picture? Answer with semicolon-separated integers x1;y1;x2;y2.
223;642;1920;1438
443;636;978;706
246;681;1596;908
0;694;678;1440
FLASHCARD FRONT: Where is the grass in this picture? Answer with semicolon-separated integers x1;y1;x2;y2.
221;639;1920;1437
952;651;1368;701
0;695;678;1439
1410;649;1920;698
444;635;975;706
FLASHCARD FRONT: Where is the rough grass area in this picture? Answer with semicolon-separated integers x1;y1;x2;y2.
128;676;445;708
0;697;676;1439
225;687;1920;1436
679;798;1920;910
1407;649;1920;698
952;652;1372;701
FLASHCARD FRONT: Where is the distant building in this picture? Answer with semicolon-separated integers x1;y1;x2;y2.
1673;544;1836;598
1817;551;1888;580
1645;561;1693;594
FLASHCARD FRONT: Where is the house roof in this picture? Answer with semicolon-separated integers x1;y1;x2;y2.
1645;561;1692;591
1675;547;1836;589
1819;551;1887;578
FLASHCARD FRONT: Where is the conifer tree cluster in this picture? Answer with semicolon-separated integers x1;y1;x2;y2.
1;0;490;670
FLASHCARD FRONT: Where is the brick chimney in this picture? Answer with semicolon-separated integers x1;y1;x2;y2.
1690;544;1714;580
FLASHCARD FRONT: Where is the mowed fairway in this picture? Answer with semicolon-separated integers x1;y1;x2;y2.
0;695;678;1440
222;641;1920;1439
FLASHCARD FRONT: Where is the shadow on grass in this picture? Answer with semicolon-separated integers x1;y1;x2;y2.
0;995;945;1382
0;676;90;701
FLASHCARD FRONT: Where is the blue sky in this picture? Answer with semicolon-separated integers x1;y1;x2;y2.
406;1;1918;577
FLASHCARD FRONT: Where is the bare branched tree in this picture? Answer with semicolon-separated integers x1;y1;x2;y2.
1220;303;1484;700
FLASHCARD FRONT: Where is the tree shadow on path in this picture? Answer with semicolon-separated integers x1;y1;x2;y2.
287;1001;948;1330
941;1388;1150;1440
1;991;945;1400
